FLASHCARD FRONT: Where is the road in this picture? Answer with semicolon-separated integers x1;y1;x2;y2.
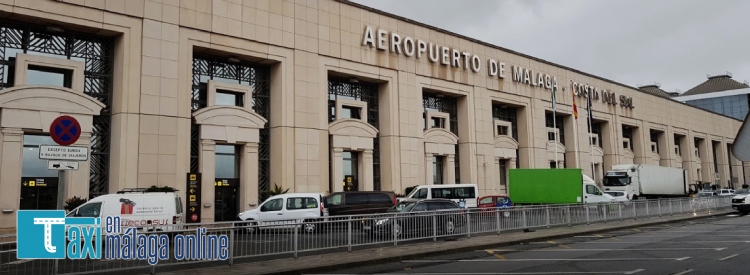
316;213;750;275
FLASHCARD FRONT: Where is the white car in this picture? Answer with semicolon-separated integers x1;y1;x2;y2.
716;189;735;196
237;193;325;233
604;191;630;202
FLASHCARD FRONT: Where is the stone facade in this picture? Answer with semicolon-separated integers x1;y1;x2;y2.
0;0;746;228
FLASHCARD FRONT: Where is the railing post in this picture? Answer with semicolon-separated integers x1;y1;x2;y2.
54;259;59;275
393;215;398;247
585;206;590;225
603;204;608;223
669;200;673;216
293;223;299;258
496;208;501;234
229;227;235;266
546;206;551;228
633;201;637;220
658;200;662;217
522;209;528;229
618;203;623;222
567;206;572;227
467;210;472;238
646;201;650;217
347;217;352;252
679;199;683;214
151;265;156;275
433;214;437;242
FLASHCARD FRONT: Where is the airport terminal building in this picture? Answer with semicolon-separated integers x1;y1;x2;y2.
0;0;746;227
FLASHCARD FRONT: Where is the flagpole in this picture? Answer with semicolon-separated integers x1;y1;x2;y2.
552;86;558;168
587;92;596;183
573;109;580;169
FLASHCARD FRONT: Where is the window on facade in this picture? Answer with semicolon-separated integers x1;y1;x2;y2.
216;90;244;107
215;145;239;179
431;117;446;129
343;151;358;179
622;125;633;150
341;106;361;119
22;135;58;178
499;161;507;189
545;112;565;144
694;139;701;157
650;132;660;153
674;135;682;155
497;125;508;136
590;136;598;146
26;65;73;88
423;93;460;183
433;156;445;185
590;121;602;147
550;161;557;168
492;105;518;140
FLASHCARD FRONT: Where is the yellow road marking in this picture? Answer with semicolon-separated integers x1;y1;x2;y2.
594;234;604;237
632;228;641;232
610;237;622;241
404;267;411;270
485;249;494;254
547;241;557;244
494;253;506;260
558;244;572;249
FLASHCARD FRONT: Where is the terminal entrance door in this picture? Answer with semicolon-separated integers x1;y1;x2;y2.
20;135;60;210
215;144;240;222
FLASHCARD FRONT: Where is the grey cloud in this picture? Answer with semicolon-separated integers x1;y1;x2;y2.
350;0;750;92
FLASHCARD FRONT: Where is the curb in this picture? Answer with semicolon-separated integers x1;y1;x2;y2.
258;210;732;275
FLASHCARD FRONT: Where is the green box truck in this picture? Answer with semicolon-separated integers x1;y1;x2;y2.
508;168;614;205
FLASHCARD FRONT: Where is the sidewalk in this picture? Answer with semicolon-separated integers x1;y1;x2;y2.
152;209;732;275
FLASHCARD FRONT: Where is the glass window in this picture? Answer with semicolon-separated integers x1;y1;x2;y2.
368;193;392;204
433;156;444;185
479;197;493;204
426;202;443;210
454;187;475;198
26;65;72;88
327;194;342;206
586;185;600;195
215;145;238;179
216;90;244;107
345;193;368;205
341;106;361;119
411;203;427;212
440;202;459;209
431;188;452;199
286;197;318;210
413;188;428;199
76;202;102;218
260;198;283;212
22;135;58;178
343;151;358;179
431;117;445;129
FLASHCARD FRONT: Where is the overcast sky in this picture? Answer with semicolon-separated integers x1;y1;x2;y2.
349;0;750;94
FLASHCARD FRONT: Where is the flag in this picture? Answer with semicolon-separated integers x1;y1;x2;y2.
571;84;578;120
551;86;556;111
587;90;593;120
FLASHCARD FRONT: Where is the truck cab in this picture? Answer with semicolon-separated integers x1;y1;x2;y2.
602;165;635;198
582;174;614;203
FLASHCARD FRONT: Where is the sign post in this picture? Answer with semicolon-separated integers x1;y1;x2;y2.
186;173;202;223
47;115;84;211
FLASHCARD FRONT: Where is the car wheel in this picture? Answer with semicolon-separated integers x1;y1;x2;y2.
444;219;456;234
302;221;317;234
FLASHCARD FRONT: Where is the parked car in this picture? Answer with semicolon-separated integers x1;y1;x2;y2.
237;193;325;234
323;191;397;217
716;189;735;196
477;195;513;217
362;199;466;237
401;184;479;208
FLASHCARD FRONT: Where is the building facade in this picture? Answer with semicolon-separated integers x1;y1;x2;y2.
0;0;746;228
672;73;750;121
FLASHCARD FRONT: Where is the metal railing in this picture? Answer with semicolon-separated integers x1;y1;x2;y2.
0;196;732;275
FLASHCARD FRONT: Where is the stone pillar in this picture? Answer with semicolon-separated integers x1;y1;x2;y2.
362;149;374;191
425;153;433;185
69;132;92;199
717;141;730;188
0;128;22;227
200;140;216;223
240;143;259;209
446;154;456;184
331;148;344;192
509;158;517;169
558;161;565;168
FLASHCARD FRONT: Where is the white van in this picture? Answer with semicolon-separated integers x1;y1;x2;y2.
66;189;185;232
237;193;325;233
401;184;479;208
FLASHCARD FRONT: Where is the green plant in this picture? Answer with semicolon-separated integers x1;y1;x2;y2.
64;196;88;212
145;185;177;192
260;183;289;202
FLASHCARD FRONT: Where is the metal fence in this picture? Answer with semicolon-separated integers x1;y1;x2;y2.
0;196;732;275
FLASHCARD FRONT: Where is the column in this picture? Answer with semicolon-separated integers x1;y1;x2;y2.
200;140;216;223
240;143;259;209
362;149;374;191
0;128;22;227
494;157;502;194
69;132;92;199
558;161;565;168
509;158;517;169
446;154;456;184
717;141;730;188
424;153;433;185
331;148;344;192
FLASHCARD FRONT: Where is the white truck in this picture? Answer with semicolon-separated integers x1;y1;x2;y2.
602;164;689;200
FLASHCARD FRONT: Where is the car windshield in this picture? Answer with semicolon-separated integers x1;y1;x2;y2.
602;176;629;186
606;192;624;197
388;201;417;212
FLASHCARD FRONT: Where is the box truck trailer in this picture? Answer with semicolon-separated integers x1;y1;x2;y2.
602;164;689;200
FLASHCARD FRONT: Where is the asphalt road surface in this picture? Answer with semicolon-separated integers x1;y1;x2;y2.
316;213;750;275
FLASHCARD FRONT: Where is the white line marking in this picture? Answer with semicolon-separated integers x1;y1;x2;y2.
402;257;688;263
578;241;750;244
719;254;739;261
368;271;645;275
671;269;694;275
578;235;750;238
1;259;31;265
481;248;726;252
